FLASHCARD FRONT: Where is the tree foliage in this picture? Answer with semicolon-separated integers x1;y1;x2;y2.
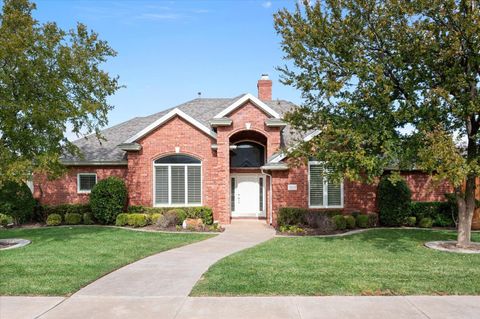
0;181;35;224
275;0;480;245
90;177;127;225
0;0;121;184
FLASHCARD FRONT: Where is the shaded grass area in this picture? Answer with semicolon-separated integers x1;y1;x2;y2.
191;229;480;296
0;226;212;295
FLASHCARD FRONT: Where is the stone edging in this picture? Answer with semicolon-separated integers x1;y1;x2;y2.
424;241;480;254
0;238;31;250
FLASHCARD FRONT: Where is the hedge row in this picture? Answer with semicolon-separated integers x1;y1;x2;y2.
277;207;378;231
46;212;94;226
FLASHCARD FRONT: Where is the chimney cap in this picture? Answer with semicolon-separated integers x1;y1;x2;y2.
260;74;270;80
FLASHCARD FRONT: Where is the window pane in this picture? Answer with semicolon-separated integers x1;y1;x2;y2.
155;166;169;204
327;181;342;206
309;165;323;206
231;178;235;212
171;166;185;204
155;154;200;164
79;174;96;191
230;142;265;167
187;166;201;204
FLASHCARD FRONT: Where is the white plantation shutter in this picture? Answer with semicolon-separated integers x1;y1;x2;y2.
309;163;343;208
327;181;342;206
171;166;186;204
187;166;201;204
155;166;169;204
309;164;324;206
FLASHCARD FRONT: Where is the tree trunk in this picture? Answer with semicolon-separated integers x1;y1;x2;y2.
457;175;475;247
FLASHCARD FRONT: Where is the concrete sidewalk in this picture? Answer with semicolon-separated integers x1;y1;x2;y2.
2;295;479;319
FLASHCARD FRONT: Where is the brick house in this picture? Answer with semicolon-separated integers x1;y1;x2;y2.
33;75;452;225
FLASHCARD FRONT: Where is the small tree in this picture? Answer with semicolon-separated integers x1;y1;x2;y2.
90;177;127;224
378;177;412;226
0;181;35;224
275;0;480;247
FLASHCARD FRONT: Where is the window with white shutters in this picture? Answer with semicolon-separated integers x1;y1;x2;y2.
153;155;202;206
308;162;343;208
77;173;97;193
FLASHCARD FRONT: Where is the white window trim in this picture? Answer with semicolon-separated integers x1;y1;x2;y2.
153;162;202;207
308;161;344;209
77;173;97;194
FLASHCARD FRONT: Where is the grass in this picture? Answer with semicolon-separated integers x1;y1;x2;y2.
0;226;212;296
191;229;480;296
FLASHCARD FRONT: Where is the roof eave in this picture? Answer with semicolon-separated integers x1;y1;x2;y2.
118;142;142;151
61;160;128;166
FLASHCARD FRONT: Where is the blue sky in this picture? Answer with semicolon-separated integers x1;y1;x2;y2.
31;0;301;138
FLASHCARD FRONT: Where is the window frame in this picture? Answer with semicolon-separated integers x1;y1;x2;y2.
152;156;202;207
77;173;97;194
229;140;266;168
308;161;344;209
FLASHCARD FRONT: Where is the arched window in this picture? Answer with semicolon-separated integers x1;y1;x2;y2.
230;142;265;167
153;154;201;206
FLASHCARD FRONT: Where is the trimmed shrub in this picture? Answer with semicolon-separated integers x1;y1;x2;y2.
157;210;178;228
185;207;213;225
43;204;91;220
127;214;149;228
409;201;456;227
0;213;13;227
83;213;94;225
128;205;146;213
303;211;335;232
278;207;305;226
90;177;128;224
0;181;35;224
419;217;433;228
115;213;130;226
405;216;417;227
64;213;82;225
378;176;412;226
356;214;369;228
46;214;62;226
150;213;162;224
333;215;346;230
344;215;356;229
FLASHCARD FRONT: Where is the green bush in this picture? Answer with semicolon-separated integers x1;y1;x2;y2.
150;213;162;224
64;213;82;225
356;214;369;228
409;201;456;227
83;213;94;225
115;213;130;226
43;204;91;220
303;211;336;232
90;177;127;224
46;214;62;226
277;207;306;226
127;214;149;227
129;206;214;225
128;205;146;213
0;213;14;227
344;215;356;229
333;215;346;230
378;176;412;226
405;216;417;227
0;181;35;224
419;217;433;228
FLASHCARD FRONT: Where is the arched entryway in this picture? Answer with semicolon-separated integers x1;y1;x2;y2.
229;130;268;219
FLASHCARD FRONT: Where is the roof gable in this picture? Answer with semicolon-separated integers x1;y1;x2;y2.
124;108;217;143
213;93;280;119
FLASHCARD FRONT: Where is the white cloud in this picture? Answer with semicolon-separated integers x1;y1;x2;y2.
262;1;272;8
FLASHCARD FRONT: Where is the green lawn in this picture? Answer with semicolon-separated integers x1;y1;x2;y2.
191;229;480;296
0;226;212;296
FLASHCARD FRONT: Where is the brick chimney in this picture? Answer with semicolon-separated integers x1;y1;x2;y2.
257;74;272;101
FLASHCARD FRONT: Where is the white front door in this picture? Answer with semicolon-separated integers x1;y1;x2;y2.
231;174;265;218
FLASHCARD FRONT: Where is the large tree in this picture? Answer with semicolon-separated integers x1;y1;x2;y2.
274;0;480;247
0;0;120;184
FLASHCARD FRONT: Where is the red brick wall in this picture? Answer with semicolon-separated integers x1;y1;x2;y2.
34;166;127;205
126;116;220;217
270;164;453;226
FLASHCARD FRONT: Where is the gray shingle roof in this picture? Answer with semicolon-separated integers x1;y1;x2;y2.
64;94;298;163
